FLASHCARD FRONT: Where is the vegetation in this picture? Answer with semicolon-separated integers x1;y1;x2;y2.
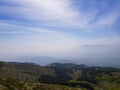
45;63;120;90
0;61;55;82
0;77;80;90
0;61;120;90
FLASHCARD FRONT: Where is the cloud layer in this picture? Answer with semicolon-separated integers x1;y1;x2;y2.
1;0;119;28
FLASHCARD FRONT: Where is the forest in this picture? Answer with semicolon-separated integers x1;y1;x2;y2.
0;61;120;90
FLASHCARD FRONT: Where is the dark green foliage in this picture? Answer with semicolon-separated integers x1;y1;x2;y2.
0;61;4;68
39;73;71;84
39;74;57;84
68;81;94;90
48;62;77;69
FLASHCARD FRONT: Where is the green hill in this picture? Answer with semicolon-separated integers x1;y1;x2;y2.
0;61;55;82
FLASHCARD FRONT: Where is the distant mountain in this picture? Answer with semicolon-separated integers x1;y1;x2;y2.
48;62;77;69
4;56;120;68
11;56;63;65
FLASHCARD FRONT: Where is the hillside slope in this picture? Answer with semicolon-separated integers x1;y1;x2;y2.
0;61;55;82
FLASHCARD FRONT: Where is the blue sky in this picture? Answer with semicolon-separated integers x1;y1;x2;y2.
0;0;120;65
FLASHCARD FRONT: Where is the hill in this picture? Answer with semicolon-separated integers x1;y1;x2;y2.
45;62;120;90
0;61;55;82
0;61;120;90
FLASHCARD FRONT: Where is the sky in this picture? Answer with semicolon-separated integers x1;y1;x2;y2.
0;0;120;66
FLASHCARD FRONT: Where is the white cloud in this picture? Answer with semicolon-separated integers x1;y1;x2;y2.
0;0;119;29
0;21;60;35
0;0;98;28
93;11;120;27
0;0;80;27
